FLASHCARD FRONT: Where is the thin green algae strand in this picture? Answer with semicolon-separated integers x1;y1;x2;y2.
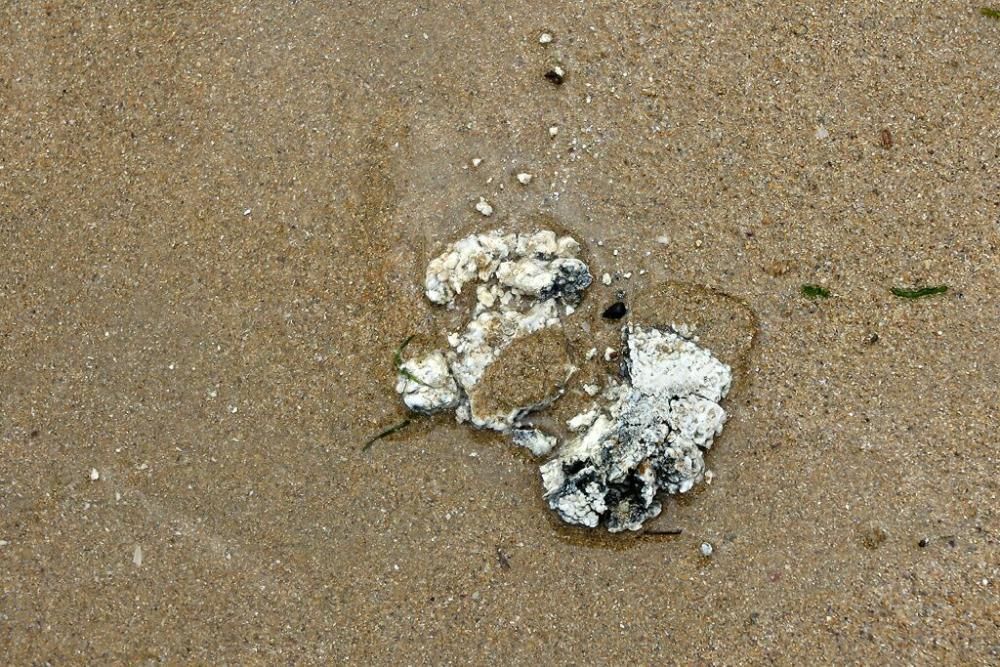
891;285;948;299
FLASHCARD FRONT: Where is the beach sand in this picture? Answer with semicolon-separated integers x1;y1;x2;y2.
1;1;997;663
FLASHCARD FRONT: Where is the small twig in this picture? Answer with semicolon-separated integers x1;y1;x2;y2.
361;419;412;452
642;527;683;536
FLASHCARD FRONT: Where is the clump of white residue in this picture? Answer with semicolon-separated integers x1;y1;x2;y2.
395;229;734;533
539;324;732;532
403;229;592;440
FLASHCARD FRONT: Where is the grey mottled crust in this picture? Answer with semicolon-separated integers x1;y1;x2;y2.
541;324;732;532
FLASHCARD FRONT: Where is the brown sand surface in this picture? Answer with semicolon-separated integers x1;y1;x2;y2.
1;2;998;664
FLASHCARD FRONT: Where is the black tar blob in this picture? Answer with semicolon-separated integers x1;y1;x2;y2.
602;301;627;320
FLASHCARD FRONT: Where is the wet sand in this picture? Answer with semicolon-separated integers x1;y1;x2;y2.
1;2;998;663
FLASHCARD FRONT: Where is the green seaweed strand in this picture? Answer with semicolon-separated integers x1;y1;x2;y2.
801;284;831;299
890;285;949;299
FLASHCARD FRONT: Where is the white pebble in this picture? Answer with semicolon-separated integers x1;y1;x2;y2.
472;157;483;167
89;468;100;481
601;273;612;286
604;347;616;362
815;125;829;140
656;235;670;245
700;542;714;557
516;172;533;185
133;544;144;567
475;198;494;216
623;272;632;279
548;125;559;137
539;32;553;44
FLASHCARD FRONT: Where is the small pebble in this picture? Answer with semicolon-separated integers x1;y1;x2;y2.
601;273;612;286
89;468;100;481
539;32;553;44
700;542;714;557
516;172;533;185
602;301;627;320
656;235;670;245
604;347;616;362
475;198;494;216
472;158;483;167
548;125;559;137
544;66;565;85
815;125;830;140
133;544;143;567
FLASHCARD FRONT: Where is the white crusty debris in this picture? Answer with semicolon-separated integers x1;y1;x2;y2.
400;228;592;442
394;351;461;414
540;324;732;532
512;428;558;457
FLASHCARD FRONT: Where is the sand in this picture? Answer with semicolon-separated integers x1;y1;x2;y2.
1;1;998;664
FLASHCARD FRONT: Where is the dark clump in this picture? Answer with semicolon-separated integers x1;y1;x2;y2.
879;128;893;149
918;537;930;548
800;284;831;299
602;301;628;320
891;285;948;299
865;332;880;345
544;68;565;85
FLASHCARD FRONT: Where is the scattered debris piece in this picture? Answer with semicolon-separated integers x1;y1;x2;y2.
700;542;714;557
603;346;616;362
890;285;948;299
544;66;565;85
89;468;100;481
801;284;831;299
472;158;483;167
133;544;143;567
548;125;559;137
602;301;628;320
601;272;612;286
538;32;553;44
859;523;888;550
879;128;893;149
516;172;533;185
496;545;511;569
475;198;494;217
586;347;598;360
655;235;670;245
815;125;830;140
865;332;880;345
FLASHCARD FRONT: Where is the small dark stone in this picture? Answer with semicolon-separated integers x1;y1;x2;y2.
866;332;879;345
918;537;929;548
544;68;565;85
602;301;627;320
29;430;39;438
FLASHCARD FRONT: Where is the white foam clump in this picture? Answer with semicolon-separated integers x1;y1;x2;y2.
394;351;461;414
399;229;592;443
540;324;732;532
